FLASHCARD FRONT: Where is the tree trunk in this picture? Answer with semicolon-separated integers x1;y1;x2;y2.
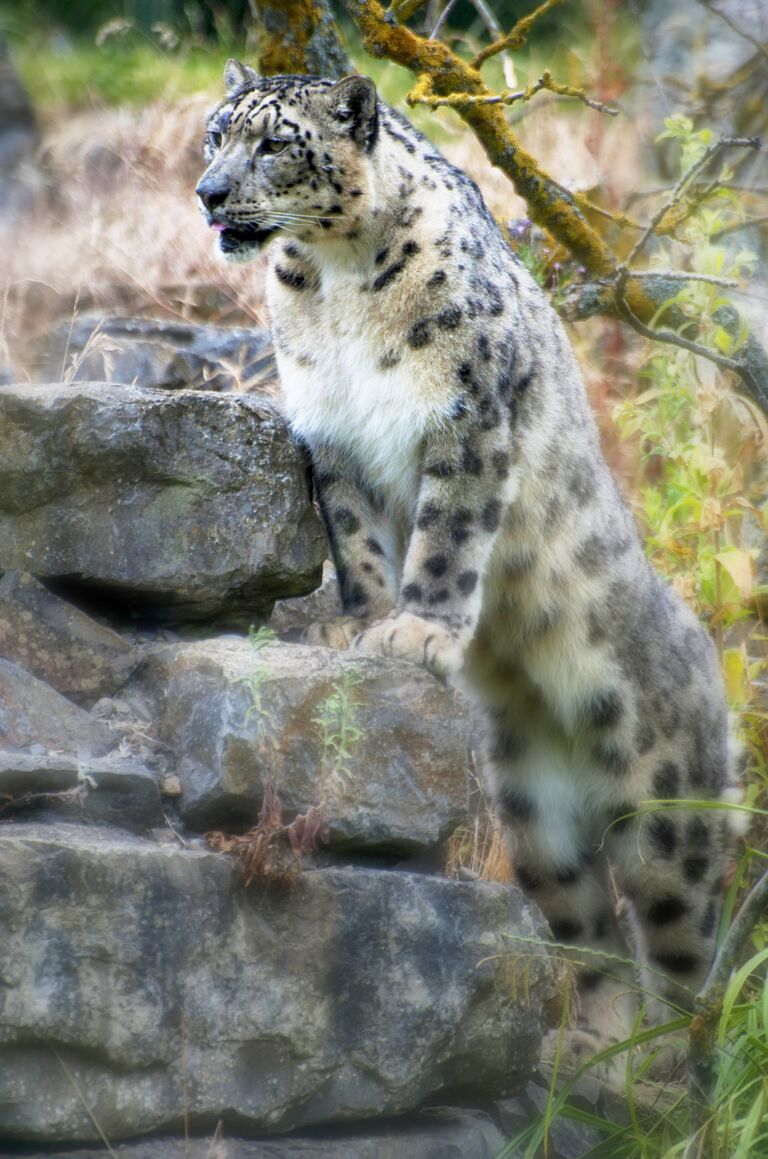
250;0;351;78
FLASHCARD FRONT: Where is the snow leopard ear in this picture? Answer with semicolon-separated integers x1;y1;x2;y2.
327;75;378;151
224;59;257;97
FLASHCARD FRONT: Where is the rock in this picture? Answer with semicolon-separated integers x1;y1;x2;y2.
0;359;20;385
0;571;139;704
0;752;161;832
0;658;116;758
35;315;277;393
269;560;341;638
0;1109;507;1157
88;692;169;771
0;384;327;623
142;639;472;851
0;824;553;1142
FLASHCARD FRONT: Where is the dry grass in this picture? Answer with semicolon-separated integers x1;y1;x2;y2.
1;76;645;391
0;95;269;378
445;754;516;884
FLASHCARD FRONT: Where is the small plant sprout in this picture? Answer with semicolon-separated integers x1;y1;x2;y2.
233;625;278;742
312;667;365;806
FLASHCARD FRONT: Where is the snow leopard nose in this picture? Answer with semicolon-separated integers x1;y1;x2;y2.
196;177;231;212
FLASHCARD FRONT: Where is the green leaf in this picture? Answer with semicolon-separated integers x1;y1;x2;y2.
714;326;734;354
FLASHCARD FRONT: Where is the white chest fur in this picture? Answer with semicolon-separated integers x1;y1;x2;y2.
269;261;445;518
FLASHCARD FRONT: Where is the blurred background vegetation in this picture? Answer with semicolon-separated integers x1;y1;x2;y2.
3;1;574;109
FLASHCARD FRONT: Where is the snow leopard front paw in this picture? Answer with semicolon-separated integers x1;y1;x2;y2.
352;611;465;679
304;616;369;650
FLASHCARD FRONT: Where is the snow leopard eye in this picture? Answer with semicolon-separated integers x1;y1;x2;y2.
259;137;289;156
207;130;223;151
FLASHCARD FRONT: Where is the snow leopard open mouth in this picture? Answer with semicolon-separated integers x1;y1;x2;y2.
215;223;277;253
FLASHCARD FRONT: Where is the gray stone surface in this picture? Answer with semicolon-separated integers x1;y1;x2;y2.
0;658;116;757
35;315;276;393
0;1109;506;1157
0;752;161;832
0;824;552;1142
269;560;341;638
142;639;473;850
0;384;326;622
0;571;138;704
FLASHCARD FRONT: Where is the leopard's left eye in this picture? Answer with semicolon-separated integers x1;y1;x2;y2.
207;130;223;150
259;137;289;156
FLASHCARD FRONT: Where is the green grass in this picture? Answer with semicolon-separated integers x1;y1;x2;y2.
13;33;236;111
9;26;462;145
2;13;512;137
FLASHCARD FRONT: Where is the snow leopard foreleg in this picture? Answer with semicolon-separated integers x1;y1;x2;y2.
354;405;514;677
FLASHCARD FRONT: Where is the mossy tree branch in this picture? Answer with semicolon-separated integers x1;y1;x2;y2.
340;0;768;415
342;0;618;278
471;0;564;68
409;69;619;116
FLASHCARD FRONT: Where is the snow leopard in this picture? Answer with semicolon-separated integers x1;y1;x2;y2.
197;61;743;1065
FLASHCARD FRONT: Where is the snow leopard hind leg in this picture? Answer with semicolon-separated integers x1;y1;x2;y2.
473;572;743;1080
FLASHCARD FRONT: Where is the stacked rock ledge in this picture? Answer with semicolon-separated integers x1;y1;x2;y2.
34;315;277;394
0;348;556;1154
141;637;473;852
0;823;551;1142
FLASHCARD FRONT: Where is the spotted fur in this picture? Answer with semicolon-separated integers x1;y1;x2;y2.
199;63;743;1062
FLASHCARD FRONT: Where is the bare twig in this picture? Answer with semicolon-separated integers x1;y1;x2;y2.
626;136;762;266
711;214;768;241
576;199;645;231
627;183;768;204
429;0;459;39
471;0;564;69
0;785;87;815
688;870;768;1147
162;808;191;848
698;0;768;65
468;0;515;87
205;1121;225;1159
613;266;744;376
627;269;740;288
50;1047;118;1157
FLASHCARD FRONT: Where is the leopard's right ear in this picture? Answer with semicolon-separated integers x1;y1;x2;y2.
224;59;257;96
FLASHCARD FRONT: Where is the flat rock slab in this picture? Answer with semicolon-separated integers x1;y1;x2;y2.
35;315;276;393
0;571;138;704
0;824;552;1142
269;560;341;638
143;639;472;851
0;752;162;832
0;385;326;622
0;1110;506;1157
0;658;116;758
